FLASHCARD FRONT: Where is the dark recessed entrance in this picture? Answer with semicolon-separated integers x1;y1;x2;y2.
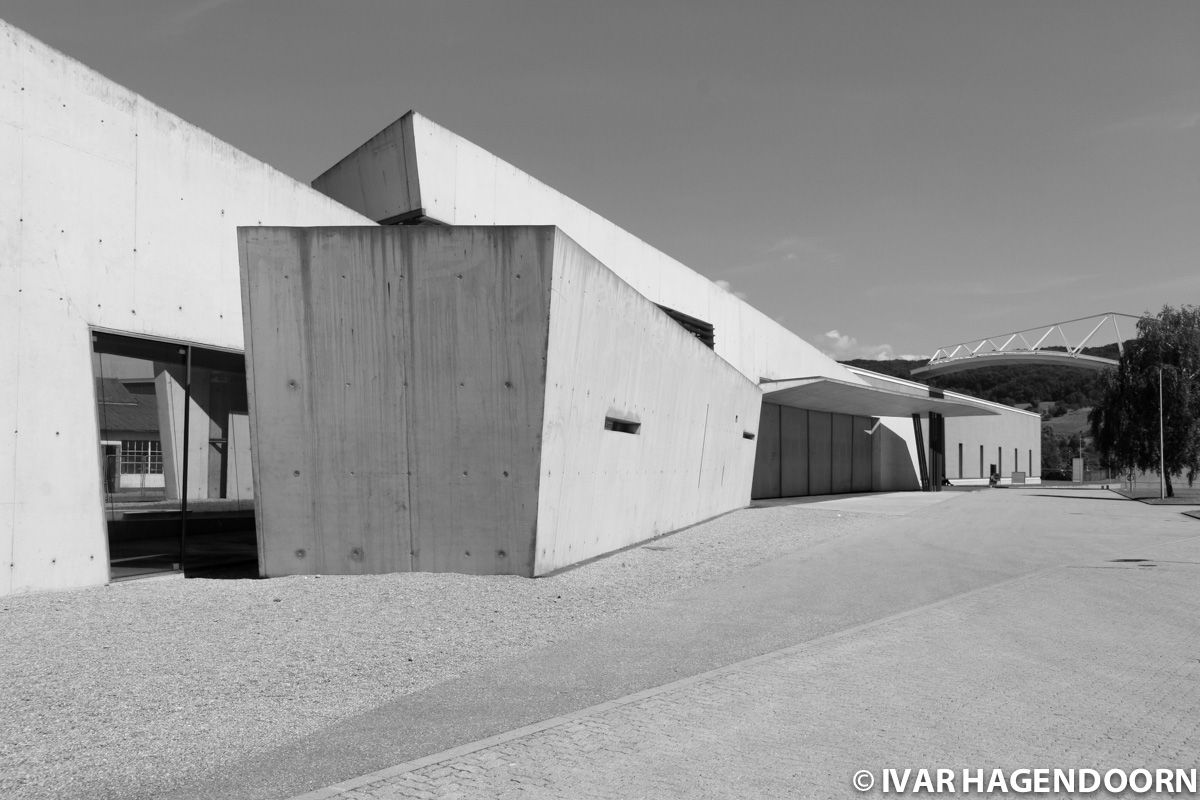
92;331;258;580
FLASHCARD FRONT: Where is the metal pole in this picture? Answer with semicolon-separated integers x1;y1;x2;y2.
180;346;191;573
1159;366;1165;500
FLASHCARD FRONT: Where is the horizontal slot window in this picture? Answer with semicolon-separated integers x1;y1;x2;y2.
604;417;641;435
743;431;756;440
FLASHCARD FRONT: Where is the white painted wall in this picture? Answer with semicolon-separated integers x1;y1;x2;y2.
0;21;371;595
536;232;762;574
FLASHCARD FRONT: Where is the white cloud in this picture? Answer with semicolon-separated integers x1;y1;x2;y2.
1097;110;1200;135
714;279;748;301
155;0;246;35
816;329;927;362
721;234;844;278
765;235;843;265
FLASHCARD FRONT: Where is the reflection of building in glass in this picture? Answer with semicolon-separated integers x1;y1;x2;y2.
119;440;163;478
1;19;1042;595
96;378;165;495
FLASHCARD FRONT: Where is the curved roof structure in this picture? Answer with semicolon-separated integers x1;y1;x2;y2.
911;351;1117;377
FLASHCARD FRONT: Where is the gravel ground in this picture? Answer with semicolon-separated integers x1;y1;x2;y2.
0;503;865;800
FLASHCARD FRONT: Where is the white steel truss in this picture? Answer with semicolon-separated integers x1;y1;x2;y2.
919;312;1143;373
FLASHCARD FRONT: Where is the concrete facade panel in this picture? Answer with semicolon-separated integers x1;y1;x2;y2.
404;228;552;575
240;231;321;576
535;231;761;574
852;416;874;492
0;120;18;595
808;411;833;495
241;226;552;578
9;315;108;592
0;25;21;127
309;114;420;223
831;413;854;493
2;21;370;595
751;404;781;500
873;423;922;492
779;406;809;497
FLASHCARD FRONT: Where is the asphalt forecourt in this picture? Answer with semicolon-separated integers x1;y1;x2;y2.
3;488;1198;799
288;523;1200;800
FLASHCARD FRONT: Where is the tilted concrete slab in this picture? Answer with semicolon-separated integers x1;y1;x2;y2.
239;225;761;577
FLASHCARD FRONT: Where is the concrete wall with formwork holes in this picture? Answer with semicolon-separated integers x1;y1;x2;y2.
310;112;922;458
240;226;553;578
534;231;762;575
0;20;372;595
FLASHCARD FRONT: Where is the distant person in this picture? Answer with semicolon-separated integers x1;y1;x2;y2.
988;469;999;488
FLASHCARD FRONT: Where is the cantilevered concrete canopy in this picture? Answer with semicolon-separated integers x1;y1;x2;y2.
761;377;999;418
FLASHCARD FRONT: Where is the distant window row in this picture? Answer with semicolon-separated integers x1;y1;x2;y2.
120;440;163;475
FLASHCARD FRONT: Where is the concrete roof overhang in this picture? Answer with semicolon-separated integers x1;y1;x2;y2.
760;376;999;418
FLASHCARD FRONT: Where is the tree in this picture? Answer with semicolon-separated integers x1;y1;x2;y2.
1041;424;1070;476
1089;305;1200;497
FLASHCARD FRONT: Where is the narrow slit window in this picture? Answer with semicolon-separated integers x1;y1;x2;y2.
654;304;715;349
604;417;641;435
743;431;756;440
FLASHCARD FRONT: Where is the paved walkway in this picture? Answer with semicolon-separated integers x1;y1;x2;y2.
168;489;1200;800
295;536;1200;799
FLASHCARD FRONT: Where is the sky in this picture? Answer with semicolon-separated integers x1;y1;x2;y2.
4;0;1199;360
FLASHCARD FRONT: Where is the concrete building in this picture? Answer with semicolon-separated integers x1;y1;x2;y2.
1;20;369;593
2;19;1039;594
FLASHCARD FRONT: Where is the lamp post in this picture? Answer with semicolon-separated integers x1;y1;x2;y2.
1159;365;1165;501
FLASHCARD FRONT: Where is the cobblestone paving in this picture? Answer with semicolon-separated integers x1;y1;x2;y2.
294;535;1200;800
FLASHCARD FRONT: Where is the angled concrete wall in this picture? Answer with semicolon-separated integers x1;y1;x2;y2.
0;21;370;595
312;113;933;488
314;113;864;387
240;226;553;577
241;226;762;577
534;232;762;574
